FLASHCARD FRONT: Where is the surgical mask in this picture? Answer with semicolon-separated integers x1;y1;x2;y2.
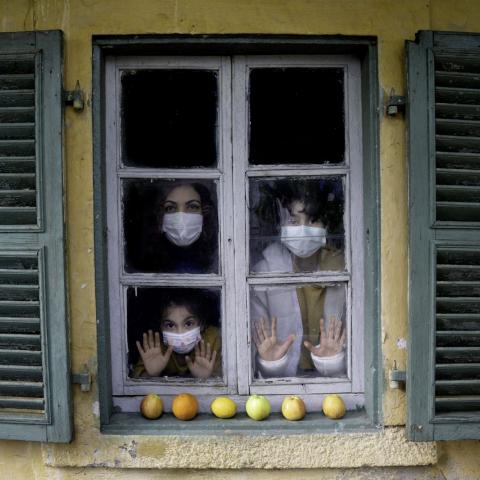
162;213;203;247
280;225;327;258
163;326;201;354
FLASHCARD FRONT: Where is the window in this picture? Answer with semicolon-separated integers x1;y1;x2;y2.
407;30;480;441
103;52;366;413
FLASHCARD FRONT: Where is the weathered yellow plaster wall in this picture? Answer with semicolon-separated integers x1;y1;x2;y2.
1;0;480;478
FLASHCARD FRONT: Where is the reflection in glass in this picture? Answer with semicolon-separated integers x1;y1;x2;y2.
127;287;222;380
121;69;218;168
249;68;345;165
249;178;345;273
123;179;219;274
250;283;346;379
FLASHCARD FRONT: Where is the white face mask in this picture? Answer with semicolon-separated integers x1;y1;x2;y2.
163;326;201;354
280;225;327;258
162;212;203;247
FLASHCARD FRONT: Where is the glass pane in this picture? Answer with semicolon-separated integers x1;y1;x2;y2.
249;67;345;165
127;287;222;381
121;69;218;168
249;178;345;274
123;179;219;274
250;283;347;380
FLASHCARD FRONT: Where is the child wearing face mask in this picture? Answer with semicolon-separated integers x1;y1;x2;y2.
250;179;346;379
133;292;221;379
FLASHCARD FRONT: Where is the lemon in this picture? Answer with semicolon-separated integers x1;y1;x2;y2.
210;396;237;418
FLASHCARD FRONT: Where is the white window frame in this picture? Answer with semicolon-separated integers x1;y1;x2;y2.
105;54;365;413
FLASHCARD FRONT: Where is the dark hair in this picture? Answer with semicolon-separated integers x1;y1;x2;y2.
156;181;217;245
254;178;344;234
157;289;220;331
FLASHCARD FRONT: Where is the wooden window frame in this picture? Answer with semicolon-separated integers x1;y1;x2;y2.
93;35;381;433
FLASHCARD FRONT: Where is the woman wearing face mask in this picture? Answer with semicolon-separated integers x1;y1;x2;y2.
251;179;346;378
150;182;218;273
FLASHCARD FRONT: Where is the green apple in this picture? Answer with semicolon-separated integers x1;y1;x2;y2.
245;394;271;421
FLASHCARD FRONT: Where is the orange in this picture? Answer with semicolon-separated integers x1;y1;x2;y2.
172;393;199;421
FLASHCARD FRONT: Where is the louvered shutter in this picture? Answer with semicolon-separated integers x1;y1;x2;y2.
407;31;480;441
0;31;72;442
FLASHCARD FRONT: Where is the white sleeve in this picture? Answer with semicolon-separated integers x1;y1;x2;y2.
256;353;289;378
310;350;345;377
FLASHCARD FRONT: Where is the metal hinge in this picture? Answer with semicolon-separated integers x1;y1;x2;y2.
72;369;91;392
389;362;406;389
64;80;85;112
386;90;406;116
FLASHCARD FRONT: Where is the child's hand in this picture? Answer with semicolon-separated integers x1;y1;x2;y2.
136;330;173;377
252;316;295;361
304;316;345;358
186;339;217;379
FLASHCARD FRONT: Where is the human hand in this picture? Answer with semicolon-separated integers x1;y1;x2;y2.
186;339;217;379
136;330;173;377
252;316;296;361
304;316;345;358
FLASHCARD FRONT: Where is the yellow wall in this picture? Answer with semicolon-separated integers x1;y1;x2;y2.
1;0;480;478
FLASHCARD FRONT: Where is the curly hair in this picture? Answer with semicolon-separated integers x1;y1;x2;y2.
253;178;344;234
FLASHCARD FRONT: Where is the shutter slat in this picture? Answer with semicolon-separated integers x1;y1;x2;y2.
436;86;480;105
436;168;480;185
0;365;42;381
437;331;480;346
0;207;37;225
436;151;480;169
436;54;480;74
0;268;38;283
436;363;480;380
0;396;43;410
0;123;35;140
0;349;42;366
435;396;480;413
0;191;36;207
0;380;43;397
0;74;34;90
0;318;40;333
0;157;35;173
437;313;480;330
436;135;480;153
436;202;480;222
437;347;480;363
0;300;40;317
0;90;35;108
0;139;35;156
436;118;480;137
0;58;35;75
436;104;480;121
0;334;40;349
437;281;480;296
437;185;480;203
436;380;480;396
435;71;480;88
0;173;36;189
437;297;480;313
0;107;35;123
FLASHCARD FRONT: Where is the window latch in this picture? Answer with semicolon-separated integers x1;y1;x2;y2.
386;90;406;116
64;80;85;112
72;367;92;392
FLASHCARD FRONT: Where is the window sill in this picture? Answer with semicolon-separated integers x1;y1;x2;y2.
102;409;376;435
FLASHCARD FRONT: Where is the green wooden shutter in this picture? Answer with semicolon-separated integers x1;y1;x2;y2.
0;31;72;442
407;31;480;441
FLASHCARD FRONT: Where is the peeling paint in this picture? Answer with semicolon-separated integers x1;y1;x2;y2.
396;338;407;349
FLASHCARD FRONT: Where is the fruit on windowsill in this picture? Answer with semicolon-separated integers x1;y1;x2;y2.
281;395;306;421
322;394;346;419
211;396;237;418
172;393;199;421
245;394;271;421
140;393;163;419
